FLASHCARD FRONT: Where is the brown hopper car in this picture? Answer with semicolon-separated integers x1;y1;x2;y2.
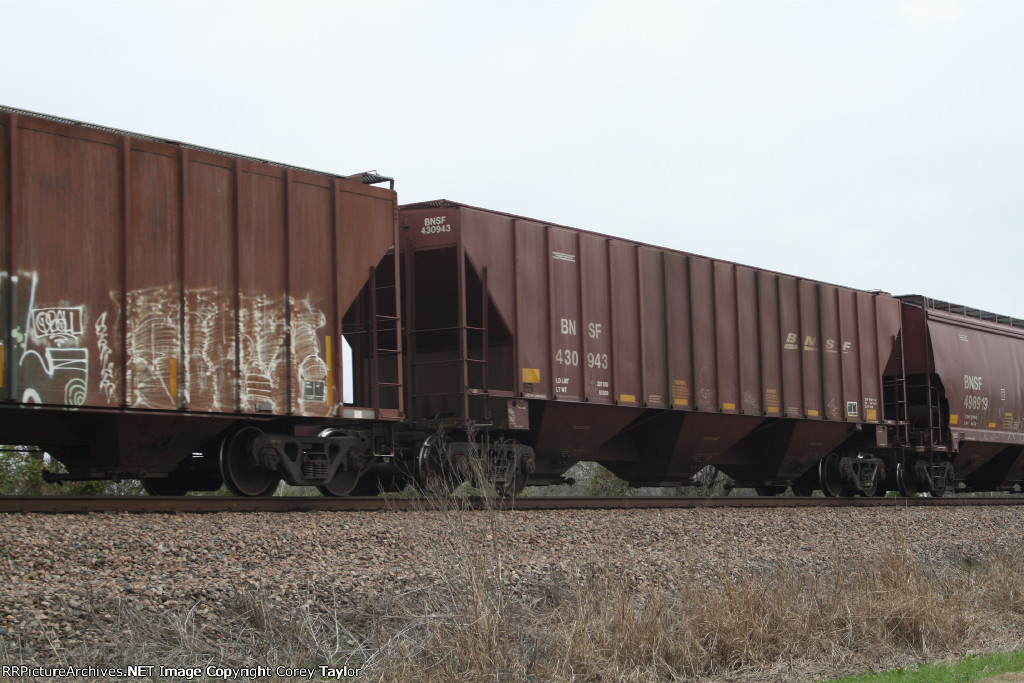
893;297;1024;494
1;107;401;495
399;201;904;495
2;107;1023;497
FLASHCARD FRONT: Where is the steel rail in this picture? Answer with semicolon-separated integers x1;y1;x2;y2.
1;495;1023;514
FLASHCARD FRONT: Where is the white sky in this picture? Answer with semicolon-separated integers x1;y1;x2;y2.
3;0;1022;318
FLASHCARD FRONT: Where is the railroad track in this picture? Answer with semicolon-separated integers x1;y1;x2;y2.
1;495;1023;513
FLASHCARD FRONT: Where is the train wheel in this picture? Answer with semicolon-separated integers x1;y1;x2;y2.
316;429;363;497
491;439;530;498
496;465;528;498
818;452;849;497
141;477;188;496
859;472;879;498
896;461;918;497
220;426;280;497
417;434;462;495
317;469;360;497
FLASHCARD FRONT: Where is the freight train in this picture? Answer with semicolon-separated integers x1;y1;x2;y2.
1;107;1022;497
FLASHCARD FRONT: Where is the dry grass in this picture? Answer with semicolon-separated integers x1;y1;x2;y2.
351;545;1004;682
337;499;1024;682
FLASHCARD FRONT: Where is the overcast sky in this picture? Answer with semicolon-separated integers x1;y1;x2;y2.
3;0;1022;318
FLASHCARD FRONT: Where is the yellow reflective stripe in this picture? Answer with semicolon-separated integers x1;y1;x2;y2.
169;358;178;402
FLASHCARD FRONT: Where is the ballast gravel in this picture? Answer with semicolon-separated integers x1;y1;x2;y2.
1;503;1023;673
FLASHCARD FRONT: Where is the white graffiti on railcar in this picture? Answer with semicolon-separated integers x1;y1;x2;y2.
102;285;331;413
95;312;117;402
124;286;181;408
14;272;90;407
3;274;330;412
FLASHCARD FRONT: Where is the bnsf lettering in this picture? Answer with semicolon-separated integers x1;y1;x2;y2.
560;318;577;335
964;375;983;391
421;216;452;235
588;322;602;338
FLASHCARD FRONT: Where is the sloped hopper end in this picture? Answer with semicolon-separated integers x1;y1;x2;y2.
598;411;766;486
338;188;401;412
716;418;862;485
337;189;399;314
527;402;647;480
958;444;1024;490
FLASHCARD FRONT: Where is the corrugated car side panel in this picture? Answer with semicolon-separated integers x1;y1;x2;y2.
690;256;717;411
126;141;181;411
714;261;740;413
183;153;236;413
736;265;761;415
639;247;667;408
838;288;863;422
4;112;396;418
515;220;550;398
758;270;782;416
549;226;582;401
799;280;822;419
927;313;1024;441
237;162;288;415
460;207;515;333
580;232;612;404
609;240;641;406
289;175;337;417
13;117;124;409
778;275;802;417
819;284;843;420
664;251;693;409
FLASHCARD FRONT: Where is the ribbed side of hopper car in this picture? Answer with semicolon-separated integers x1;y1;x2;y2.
0;107;401;496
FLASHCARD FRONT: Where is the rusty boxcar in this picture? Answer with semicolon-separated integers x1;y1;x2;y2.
0;107;402;495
